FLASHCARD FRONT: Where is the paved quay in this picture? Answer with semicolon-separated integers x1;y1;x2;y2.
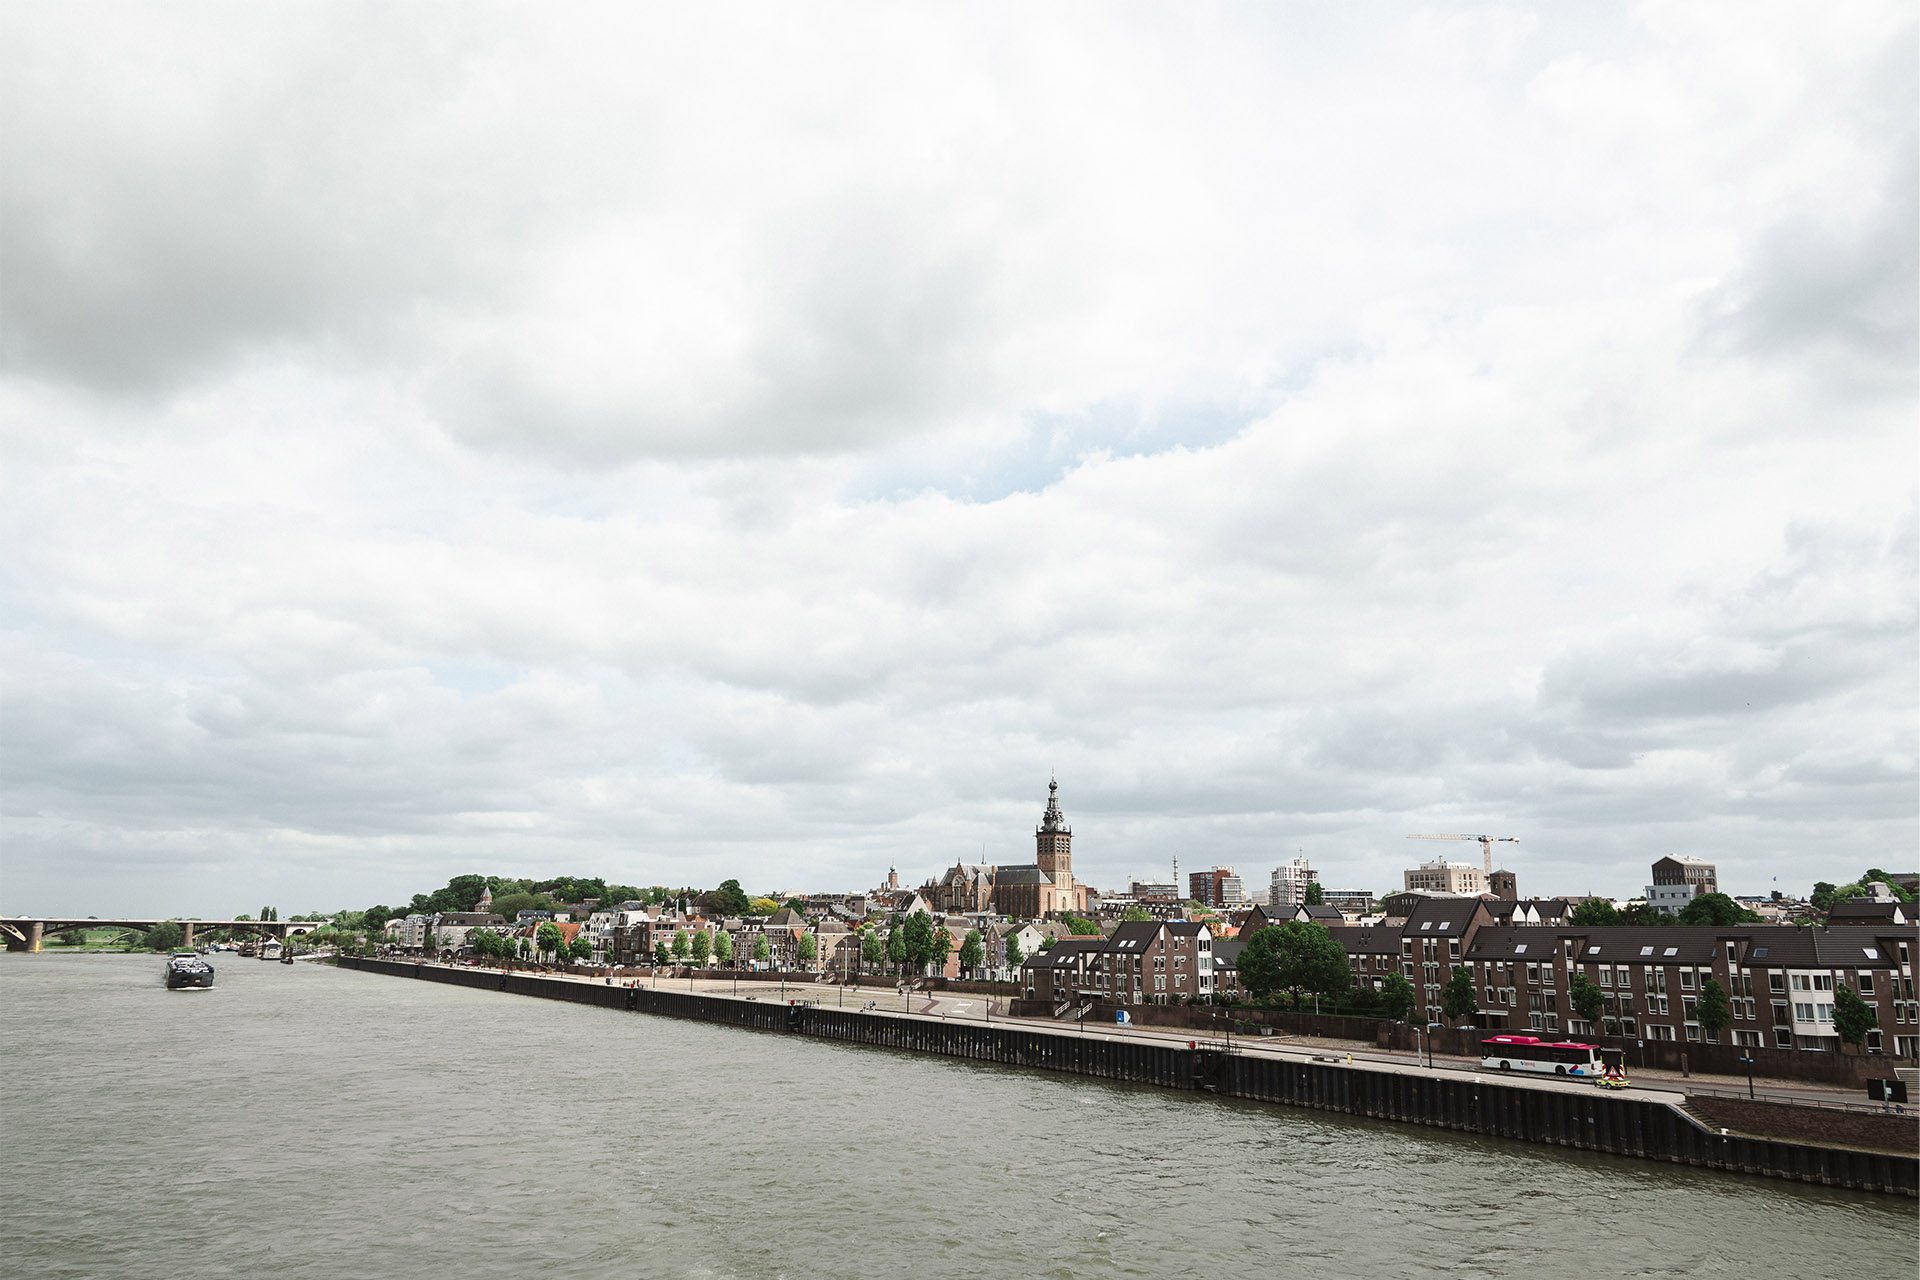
421;961;1762;1108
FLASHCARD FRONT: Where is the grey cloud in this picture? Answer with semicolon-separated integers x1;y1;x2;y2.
1697;37;1918;394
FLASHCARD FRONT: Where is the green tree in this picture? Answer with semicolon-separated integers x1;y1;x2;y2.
671;930;690;962
927;927;952;975
1442;964;1477;1024
712;930;734;966
653;940;671;967
706;879;751;917
1696;975;1733;1039
748;897;780;916
143;921;186;951
1063;915;1100;936
1004;935;1024;969
363;905;392;933
691;929;712;966
901;912;936;973
860;929;883;973
1121;906;1151;922
568;936;592;964
535;921;563;963
783;898;808;913
752;934;771;966
516;936;530;960
796;932;818;967
1238;922;1349;1006
959;929;984;976
885;925;906;971
1859;870;1913;903
1810;881;1838;911
1570;973;1604;1026
1570;899;1619;927
1617;901;1669;927
1833;984;1878;1047
1677;893;1761;927
1305;880;1324;907
490;891;554;919
1378;972;1416;1022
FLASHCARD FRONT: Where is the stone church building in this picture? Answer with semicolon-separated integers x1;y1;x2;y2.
928;778;1090;920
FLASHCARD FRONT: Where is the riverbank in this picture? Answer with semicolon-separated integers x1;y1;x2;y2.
338;955;1916;1197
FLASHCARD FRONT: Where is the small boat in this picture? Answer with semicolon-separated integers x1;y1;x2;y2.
260;939;283;962
165;951;215;989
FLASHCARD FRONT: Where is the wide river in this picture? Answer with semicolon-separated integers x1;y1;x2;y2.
3;953;1912;1278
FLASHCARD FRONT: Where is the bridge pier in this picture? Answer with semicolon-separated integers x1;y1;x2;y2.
26;922;43;952
183;923;195;947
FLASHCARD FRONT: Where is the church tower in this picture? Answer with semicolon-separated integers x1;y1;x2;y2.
1036;777;1072;882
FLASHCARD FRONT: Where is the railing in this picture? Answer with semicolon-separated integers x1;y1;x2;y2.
1683;1079;1912;1117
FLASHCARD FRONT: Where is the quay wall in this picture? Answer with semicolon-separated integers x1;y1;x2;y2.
337;957;1916;1198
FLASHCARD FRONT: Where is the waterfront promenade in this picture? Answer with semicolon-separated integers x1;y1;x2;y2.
462;961;1895;1113
353;956;1916;1192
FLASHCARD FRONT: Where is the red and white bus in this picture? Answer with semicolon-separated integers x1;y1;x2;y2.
1480;1035;1603;1077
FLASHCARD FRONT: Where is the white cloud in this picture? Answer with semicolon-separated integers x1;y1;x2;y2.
1;2;1912;916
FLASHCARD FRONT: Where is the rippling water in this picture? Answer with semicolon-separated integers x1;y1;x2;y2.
4;954;1911;1279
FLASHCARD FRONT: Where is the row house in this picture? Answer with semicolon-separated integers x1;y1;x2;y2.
1462;924;1920;1058
1021;921;1214;1006
1398;899;1498;1024
1327;925;1403;993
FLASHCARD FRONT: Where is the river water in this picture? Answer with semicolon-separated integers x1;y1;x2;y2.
3;953;1911;1279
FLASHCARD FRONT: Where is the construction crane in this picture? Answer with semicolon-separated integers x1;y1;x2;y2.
1406;833;1518;877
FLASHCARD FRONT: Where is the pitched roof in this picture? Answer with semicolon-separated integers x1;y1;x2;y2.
1400;897;1486;938
1827;900;1908;924
1324;925;1402;956
993;865;1053;886
1295;904;1344;921
1105;921;1164;952
1211;935;1248;969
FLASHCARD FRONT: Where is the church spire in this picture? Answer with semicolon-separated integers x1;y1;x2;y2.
1040;775;1068;833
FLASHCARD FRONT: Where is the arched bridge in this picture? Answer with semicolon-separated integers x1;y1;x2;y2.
1;917;322;951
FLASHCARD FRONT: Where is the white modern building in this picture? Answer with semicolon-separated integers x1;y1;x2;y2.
1405;859;1485;895
1270;858;1315;910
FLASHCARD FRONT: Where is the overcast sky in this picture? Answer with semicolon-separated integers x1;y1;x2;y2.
3;2;1914;920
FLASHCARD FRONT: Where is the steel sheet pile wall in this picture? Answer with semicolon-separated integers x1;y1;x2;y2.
341;958;1914;1196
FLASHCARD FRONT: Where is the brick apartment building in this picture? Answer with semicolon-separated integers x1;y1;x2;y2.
1462;924;1919;1057
1022;920;1215;1006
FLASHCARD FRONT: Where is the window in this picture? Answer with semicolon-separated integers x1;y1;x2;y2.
1751;946;1769;959
1794;1002;1814;1021
1774;1028;1793;1048
1811;974;1834;992
1680;970;1694;990
1862;947;1879;960
1859;974;1875;996
1449;940;1460;959
1648;1024;1675;1041
1513;943;1528;954
1640;946;1655;957
1598;967;1612;986
1769;973;1785;993
1526;963;1539;984
1663;947;1678;957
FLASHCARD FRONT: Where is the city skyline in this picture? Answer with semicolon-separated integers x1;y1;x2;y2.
4;5;1914;919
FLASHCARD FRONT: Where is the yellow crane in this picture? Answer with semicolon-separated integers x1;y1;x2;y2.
1406;833;1517;877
